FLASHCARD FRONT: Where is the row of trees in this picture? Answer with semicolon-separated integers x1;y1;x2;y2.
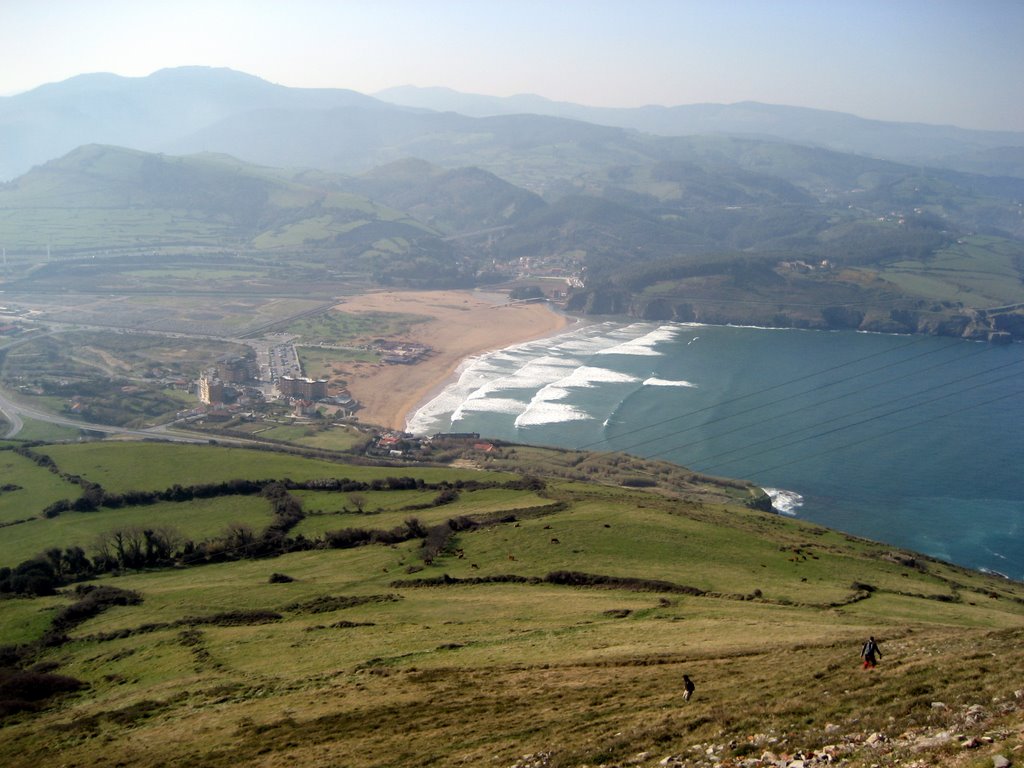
3;455;551;596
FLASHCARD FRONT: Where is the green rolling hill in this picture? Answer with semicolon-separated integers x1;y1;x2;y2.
1;133;1023;337
0;144;432;253
1;440;1023;767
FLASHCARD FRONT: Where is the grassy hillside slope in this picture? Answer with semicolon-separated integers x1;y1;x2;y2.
1;441;1023;767
0;145;431;254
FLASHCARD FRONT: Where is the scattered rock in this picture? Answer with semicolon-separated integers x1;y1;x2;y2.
508;752;552;768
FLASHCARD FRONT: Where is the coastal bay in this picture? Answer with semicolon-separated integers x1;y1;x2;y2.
407;320;1024;579
332;290;570;430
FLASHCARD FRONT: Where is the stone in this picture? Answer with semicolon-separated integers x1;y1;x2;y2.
992;756;1010;768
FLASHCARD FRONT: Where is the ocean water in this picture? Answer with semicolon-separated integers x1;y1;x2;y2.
408;321;1024;580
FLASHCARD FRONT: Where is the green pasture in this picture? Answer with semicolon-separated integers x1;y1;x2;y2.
321;191;415;219
3;417;83;443
228;421;327;443
877;235;1024;306
0;207;233;251
283;424;367;451
292;486;552;538
0;495;273;568
117;266;268;282
0;330;249;400
56;547;880;679
35;442;515;494
225;420;368;452
0;594;67;646
285;308;431;345
41;496;1024;686
3;436;1024;768
297;346;379;377
0;449;80;524
251;216;366;249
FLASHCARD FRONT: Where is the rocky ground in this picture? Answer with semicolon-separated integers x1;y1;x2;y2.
509;689;1024;768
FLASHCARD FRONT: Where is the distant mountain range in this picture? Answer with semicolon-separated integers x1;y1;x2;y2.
1;67;1022;339
2;66;1024;183
373;86;1024;178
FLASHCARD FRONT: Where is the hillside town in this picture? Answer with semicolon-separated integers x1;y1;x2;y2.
189;335;434;429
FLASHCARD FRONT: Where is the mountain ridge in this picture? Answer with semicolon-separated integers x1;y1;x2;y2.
4;67;1024;183
373;84;1024;175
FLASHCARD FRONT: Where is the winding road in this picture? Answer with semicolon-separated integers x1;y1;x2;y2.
0;386;213;442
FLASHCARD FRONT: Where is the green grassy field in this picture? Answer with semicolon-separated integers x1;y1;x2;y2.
0;495;273;569
2;441;1023;768
877;235;1024;306
0;417;82;443
0;451;80;525
285;308;431;345
292;487;553;539
296;346;379;380
219;421;369;452
35;442;509;493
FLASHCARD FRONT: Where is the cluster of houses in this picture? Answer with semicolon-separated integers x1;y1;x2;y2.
196;351;357;423
371;340;430;365
777;258;832;274
367;431;494;459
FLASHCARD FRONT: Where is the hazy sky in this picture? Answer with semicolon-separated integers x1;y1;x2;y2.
2;0;1022;132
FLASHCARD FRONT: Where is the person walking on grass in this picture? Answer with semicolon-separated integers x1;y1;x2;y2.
861;636;882;669
683;674;695;701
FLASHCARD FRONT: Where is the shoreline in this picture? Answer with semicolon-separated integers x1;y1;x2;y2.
402;311;592;433
332;290;572;431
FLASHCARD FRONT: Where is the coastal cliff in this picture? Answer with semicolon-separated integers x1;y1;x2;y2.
567;288;1023;343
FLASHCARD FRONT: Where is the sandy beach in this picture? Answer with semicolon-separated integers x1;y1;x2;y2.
331;290;571;431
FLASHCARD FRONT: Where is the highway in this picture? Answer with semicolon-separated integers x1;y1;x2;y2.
0;386;215;442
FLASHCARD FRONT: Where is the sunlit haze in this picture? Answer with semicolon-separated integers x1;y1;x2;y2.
2;0;1023;132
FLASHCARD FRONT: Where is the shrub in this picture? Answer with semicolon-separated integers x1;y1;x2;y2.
621;477;656;487
181;610;282;626
0;558;60;596
0;667;85;718
49;585;143;636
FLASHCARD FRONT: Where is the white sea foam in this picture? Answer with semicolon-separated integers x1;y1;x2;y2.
594;325;679;356
481;356;580;391
514;401;593;427
452;397;529;419
560;365;640;387
407;322;666;434
763;487;804;515
979;567;1011;580
643;377;697;388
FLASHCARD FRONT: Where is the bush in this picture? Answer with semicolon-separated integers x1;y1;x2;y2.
621;477;656;487
0;667;86;718
49;585;143;636
0;559;60;596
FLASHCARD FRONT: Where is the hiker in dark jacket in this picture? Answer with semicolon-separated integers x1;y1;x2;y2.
683;674;695;701
861;636;882;669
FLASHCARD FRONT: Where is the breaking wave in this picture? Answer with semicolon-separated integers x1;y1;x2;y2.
643;377;697;387
763;488;804;515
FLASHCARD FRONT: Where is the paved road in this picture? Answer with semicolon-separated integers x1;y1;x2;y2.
0;387;219;443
